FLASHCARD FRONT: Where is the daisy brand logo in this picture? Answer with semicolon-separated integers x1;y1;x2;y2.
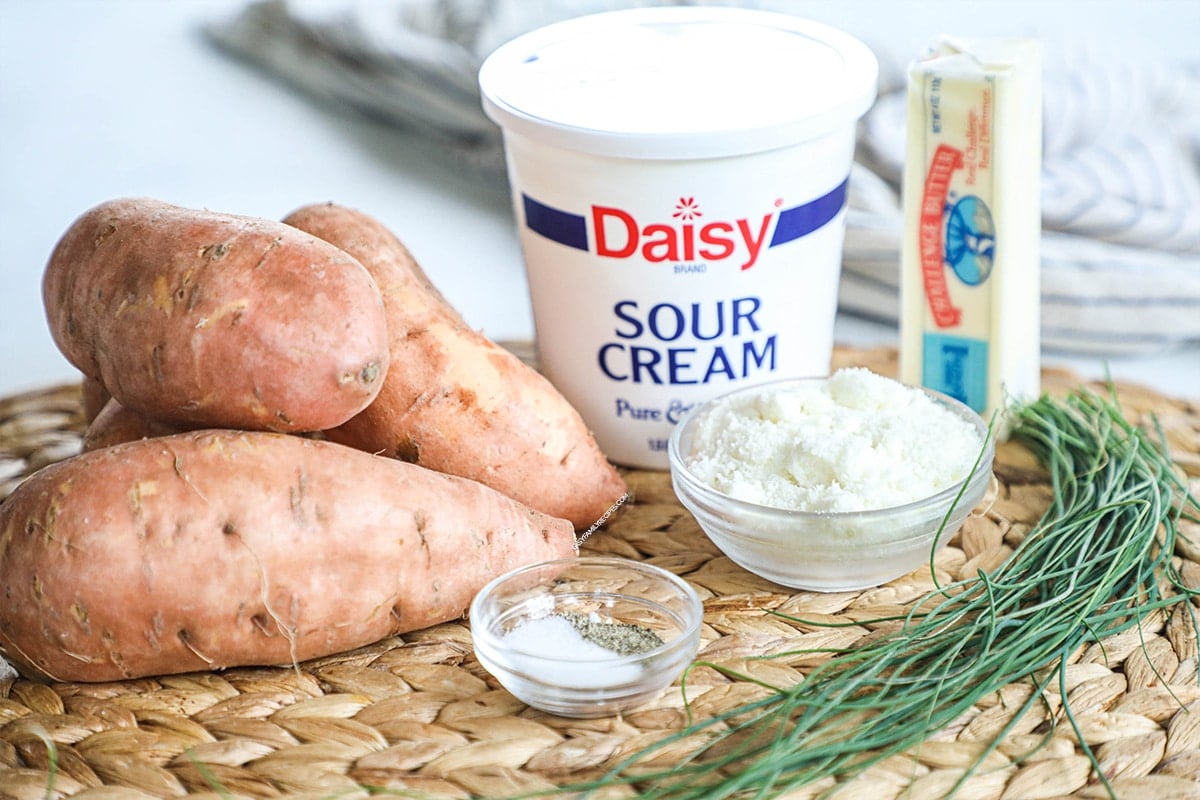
672;197;702;221
521;179;849;272
594;196;776;270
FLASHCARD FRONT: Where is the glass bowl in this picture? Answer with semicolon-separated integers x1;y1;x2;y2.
469;556;703;718
668;376;994;592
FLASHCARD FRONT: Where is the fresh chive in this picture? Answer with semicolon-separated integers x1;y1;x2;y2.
561;387;1199;800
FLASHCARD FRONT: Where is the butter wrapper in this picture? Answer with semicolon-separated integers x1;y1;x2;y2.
899;38;1041;427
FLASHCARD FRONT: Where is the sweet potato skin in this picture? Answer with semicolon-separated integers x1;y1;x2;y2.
43;198;390;432
80;375;110;424
0;430;576;682
81;397;183;452
282;203;627;529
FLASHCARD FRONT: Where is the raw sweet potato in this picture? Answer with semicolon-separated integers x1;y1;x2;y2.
81;397;183;452
43;198;390;433
0;429;576;682
80;375;110;424
282;202;627;529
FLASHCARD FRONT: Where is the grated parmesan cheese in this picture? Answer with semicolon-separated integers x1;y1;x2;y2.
684;368;984;512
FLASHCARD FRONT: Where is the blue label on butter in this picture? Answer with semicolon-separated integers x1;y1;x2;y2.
922;333;988;412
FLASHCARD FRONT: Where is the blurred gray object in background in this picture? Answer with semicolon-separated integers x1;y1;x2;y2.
207;0;1200;357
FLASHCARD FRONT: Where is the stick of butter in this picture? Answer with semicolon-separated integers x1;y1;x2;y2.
899;38;1041;429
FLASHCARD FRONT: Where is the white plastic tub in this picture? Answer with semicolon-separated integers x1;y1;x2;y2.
480;8;878;469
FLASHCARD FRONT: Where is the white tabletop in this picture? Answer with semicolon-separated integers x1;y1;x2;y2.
2;0;1197;402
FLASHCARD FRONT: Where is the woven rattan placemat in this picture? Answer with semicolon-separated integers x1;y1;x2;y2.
1;346;1197;799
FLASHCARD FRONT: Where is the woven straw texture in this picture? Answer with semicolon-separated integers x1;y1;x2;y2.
1;346;1197;800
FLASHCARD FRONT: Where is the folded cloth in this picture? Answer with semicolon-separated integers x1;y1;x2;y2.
204;0;665;177
206;0;1200;356
859;41;1200;355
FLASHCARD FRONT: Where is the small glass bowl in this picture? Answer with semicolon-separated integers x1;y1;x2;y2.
469;557;703;718
668;378;994;592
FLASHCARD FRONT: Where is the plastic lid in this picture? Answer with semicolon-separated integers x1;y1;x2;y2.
478;7;879;160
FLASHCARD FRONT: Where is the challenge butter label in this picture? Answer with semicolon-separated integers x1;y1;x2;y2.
900;38;1042;424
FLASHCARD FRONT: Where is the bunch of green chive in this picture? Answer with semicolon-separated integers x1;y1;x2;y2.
564;386;1199;800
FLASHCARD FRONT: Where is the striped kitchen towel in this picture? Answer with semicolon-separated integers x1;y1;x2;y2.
207;0;1200;356
855;39;1200;355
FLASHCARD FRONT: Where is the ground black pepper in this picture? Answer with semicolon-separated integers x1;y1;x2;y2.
555;611;664;656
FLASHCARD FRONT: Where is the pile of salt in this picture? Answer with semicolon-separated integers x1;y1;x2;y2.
500;614;648;690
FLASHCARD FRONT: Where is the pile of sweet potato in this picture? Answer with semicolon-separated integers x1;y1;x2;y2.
0;198;627;683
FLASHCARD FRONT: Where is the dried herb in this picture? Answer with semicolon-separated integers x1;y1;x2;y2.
557;611;664;656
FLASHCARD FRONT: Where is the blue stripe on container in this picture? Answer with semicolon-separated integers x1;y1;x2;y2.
769;177;850;248
522;194;588;250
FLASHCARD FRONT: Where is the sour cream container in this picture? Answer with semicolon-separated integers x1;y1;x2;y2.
479;7;878;469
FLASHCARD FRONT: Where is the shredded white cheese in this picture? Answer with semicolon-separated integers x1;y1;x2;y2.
684;368;984;512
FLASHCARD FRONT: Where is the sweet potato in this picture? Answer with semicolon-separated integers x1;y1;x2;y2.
43;198;390;433
80;375;110;424
282;203;627;529
81;398;183;452
0;430;576;683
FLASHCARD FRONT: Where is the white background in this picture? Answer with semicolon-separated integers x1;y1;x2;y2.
2;0;1198;400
